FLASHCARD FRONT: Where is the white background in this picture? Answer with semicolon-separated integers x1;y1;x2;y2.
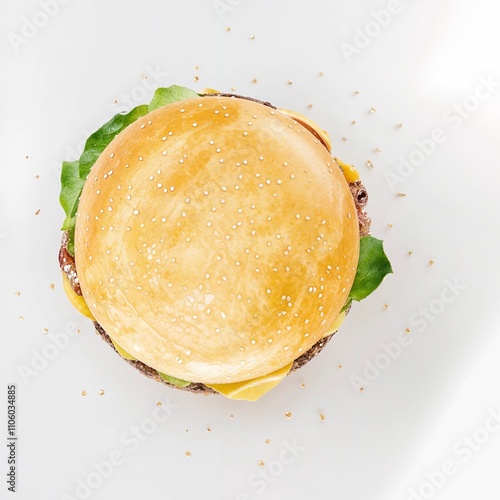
1;1;500;499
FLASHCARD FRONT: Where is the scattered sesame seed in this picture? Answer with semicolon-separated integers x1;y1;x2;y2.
258;460;265;468
284;411;292;419
81;390;87;397
98;389;105;396
319;413;326;421
185;451;191;457
370;107;377;113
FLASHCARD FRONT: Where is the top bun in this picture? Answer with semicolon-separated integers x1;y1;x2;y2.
75;96;359;384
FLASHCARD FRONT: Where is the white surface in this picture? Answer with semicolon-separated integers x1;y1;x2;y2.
1;1;500;499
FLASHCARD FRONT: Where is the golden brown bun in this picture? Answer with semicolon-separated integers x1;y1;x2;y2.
75;96;359;384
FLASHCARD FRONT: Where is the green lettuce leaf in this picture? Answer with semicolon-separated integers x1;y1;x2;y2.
78;104;149;179
158;372;192;388
60;160;85;228
59;85;197;255
148;85;199;112
342;236;392;311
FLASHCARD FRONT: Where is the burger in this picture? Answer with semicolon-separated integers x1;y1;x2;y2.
59;85;391;401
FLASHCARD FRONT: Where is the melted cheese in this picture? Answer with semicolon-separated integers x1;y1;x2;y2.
334;157;360;183
61;272;95;320
278;108;332;152
111;339;138;361
206;362;294;401
322;311;346;338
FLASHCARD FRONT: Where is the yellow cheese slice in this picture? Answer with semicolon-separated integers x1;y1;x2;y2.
334;157;360;183
322;311;346;338
61;271;95;320
278;108;332;152
206;362;294;402
199;87;221;94
110;338;138;361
